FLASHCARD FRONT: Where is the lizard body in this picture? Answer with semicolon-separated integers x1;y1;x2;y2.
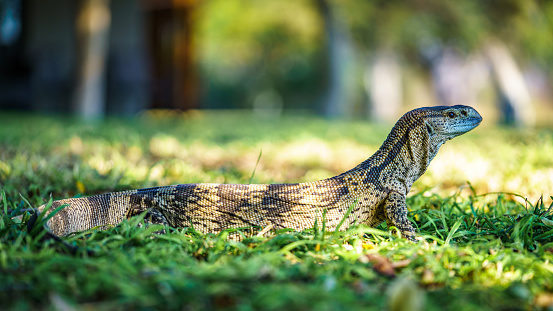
37;105;482;239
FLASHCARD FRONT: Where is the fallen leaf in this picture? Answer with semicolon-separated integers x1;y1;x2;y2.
391;259;412;269
363;254;395;277
362;241;375;250
76;180;86;194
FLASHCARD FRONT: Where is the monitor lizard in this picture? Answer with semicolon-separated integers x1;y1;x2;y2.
35;105;482;240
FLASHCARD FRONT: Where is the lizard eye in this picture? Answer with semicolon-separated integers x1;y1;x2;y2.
447;112;455;118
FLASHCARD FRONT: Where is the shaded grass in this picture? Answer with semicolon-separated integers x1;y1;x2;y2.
1;111;553;310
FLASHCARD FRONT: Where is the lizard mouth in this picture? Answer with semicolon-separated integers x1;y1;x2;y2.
469;114;483;125
451;116;482;136
465;116;482;129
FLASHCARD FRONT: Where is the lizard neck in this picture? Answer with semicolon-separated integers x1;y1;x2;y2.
337;114;442;195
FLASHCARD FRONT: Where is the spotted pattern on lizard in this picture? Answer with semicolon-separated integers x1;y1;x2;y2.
37;105;482;240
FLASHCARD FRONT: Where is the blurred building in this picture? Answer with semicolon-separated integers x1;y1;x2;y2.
0;0;198;116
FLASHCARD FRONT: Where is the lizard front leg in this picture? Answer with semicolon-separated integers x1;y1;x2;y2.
384;191;416;241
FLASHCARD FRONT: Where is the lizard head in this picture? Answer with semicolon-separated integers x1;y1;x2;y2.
421;105;482;143
369;105;481;188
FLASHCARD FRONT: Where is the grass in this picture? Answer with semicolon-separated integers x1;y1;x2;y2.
1;110;553;310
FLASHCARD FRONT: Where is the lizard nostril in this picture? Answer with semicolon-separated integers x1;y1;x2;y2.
461;110;467;117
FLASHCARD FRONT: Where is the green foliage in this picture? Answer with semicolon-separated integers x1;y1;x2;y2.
195;0;326;109
196;0;553;72
1;111;553;309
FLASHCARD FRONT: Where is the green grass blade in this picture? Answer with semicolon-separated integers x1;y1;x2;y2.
279;239;320;253
334;199;358;236
248;149;262;184
440;206;449;233
445;216;465;244
1;190;6;215
534;228;553;241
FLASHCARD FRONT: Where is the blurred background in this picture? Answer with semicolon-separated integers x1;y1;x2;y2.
0;0;552;125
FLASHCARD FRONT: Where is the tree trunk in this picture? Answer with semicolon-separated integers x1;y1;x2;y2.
484;39;535;126
73;0;111;119
145;1;198;111
365;49;402;123
315;0;355;117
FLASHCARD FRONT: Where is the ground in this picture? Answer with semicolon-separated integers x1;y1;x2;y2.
1;110;552;310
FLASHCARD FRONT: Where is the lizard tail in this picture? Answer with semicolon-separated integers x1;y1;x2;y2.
37;192;131;236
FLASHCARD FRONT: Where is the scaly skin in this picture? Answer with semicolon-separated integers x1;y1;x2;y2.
38;105;482;239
